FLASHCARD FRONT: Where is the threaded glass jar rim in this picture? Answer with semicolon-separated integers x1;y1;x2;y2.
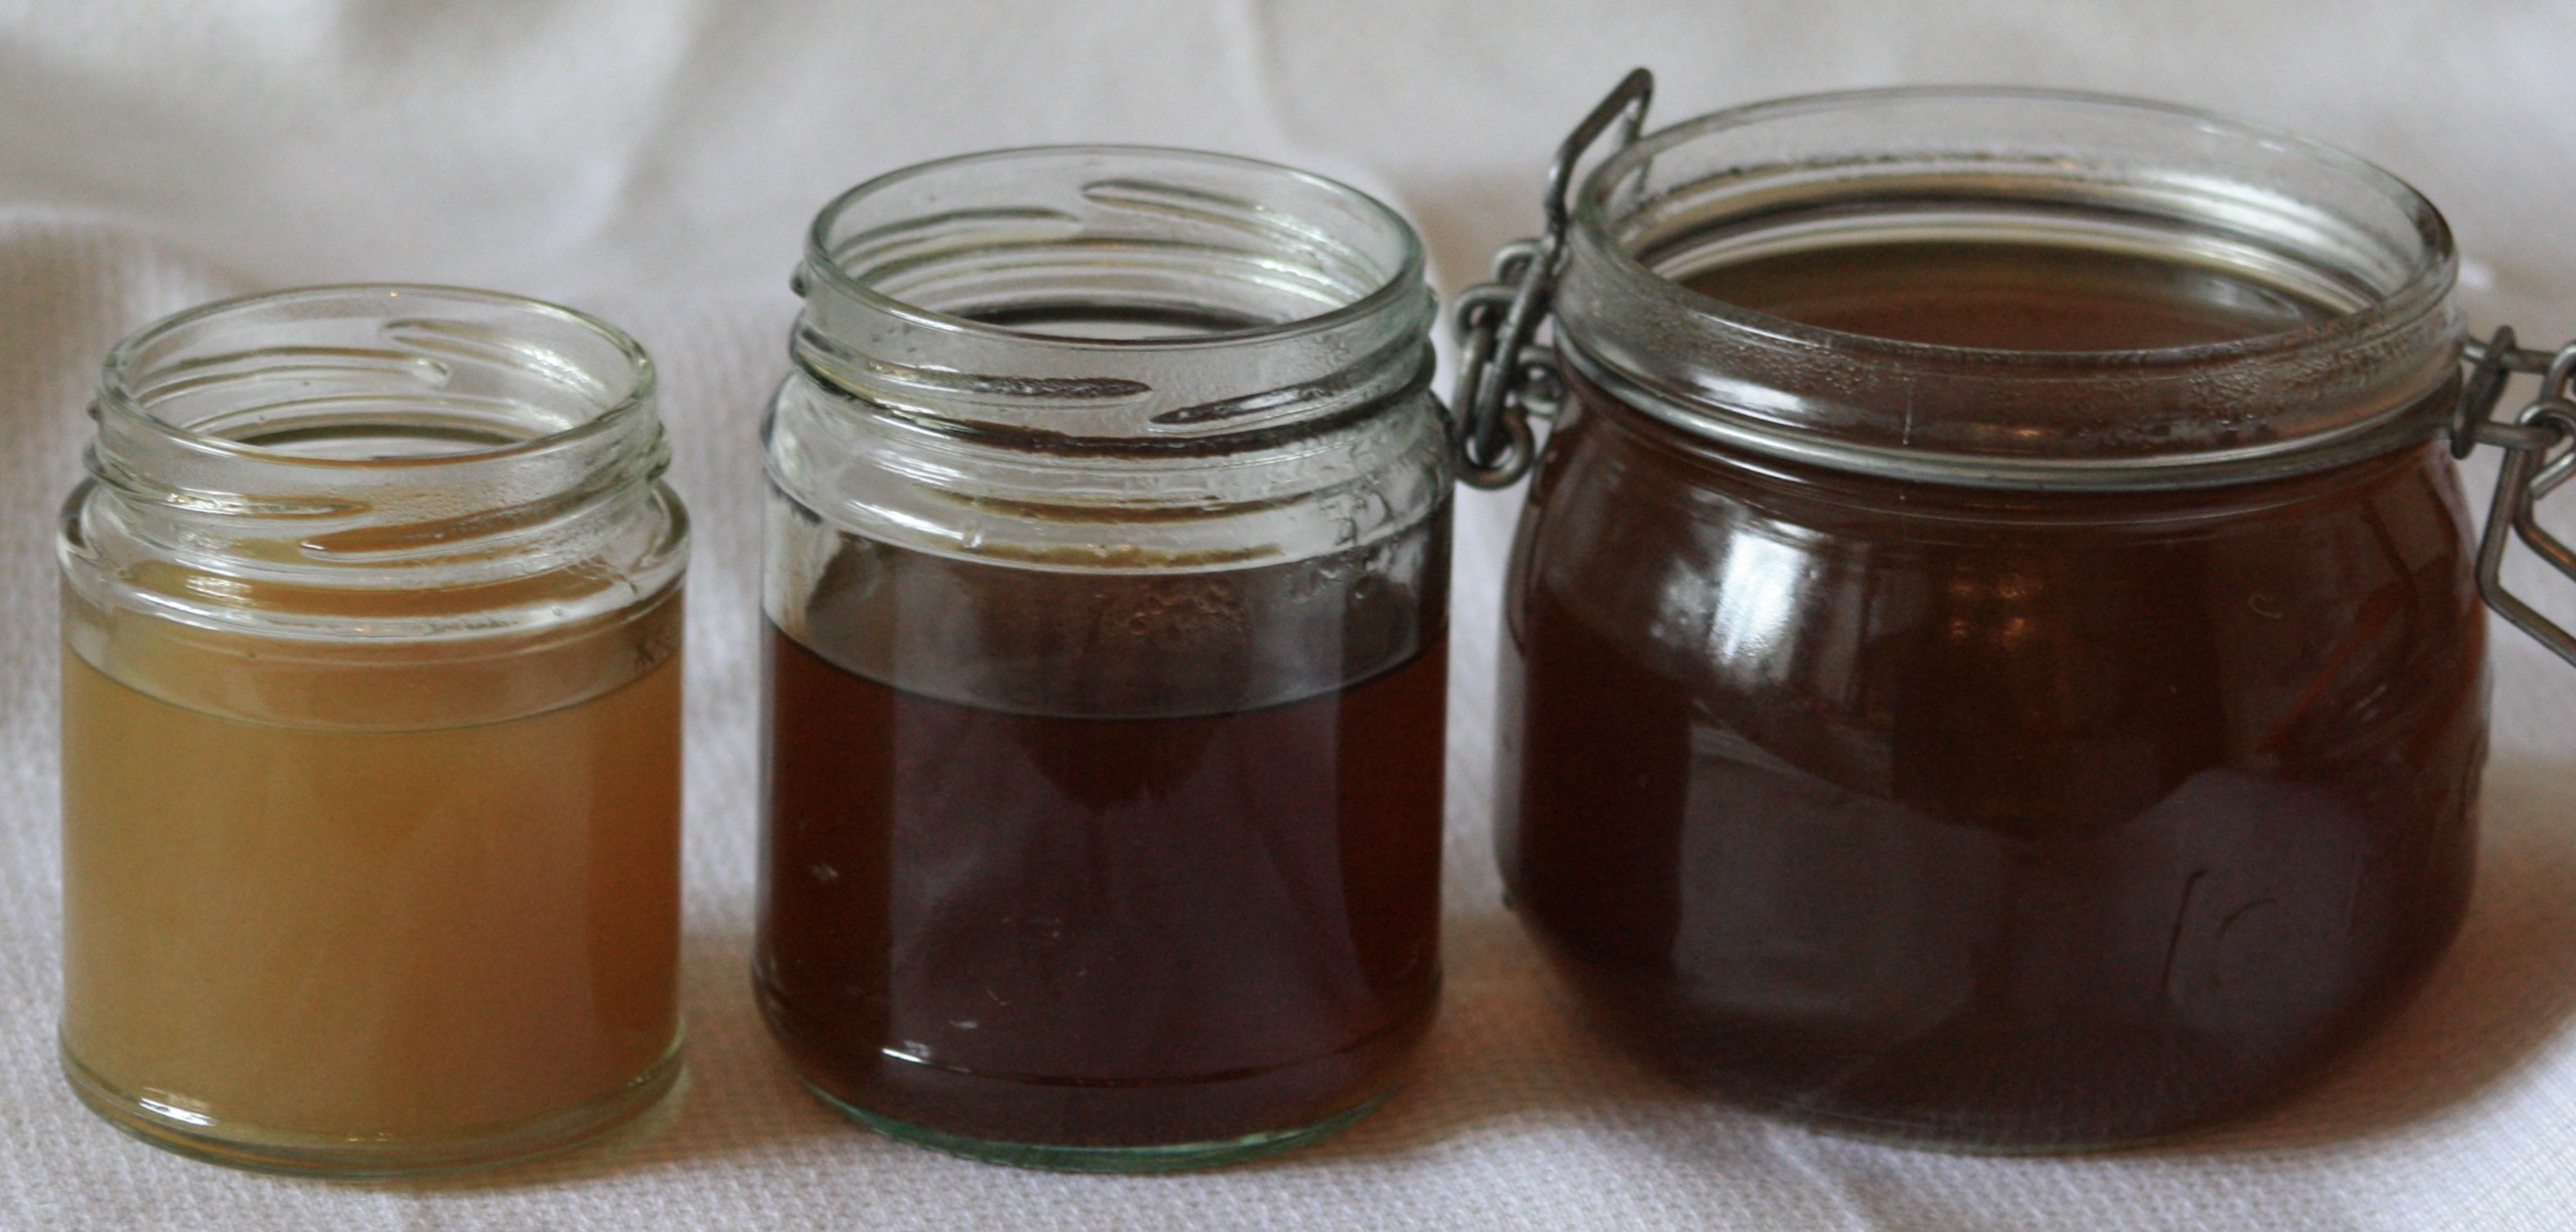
97;284;657;473
68;284;683;643
788;146;1439;449
801;144;1427;353
1557;87;2464;489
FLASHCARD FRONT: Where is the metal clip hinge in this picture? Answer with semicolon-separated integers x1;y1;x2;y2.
1448;69;1654;489
2457;328;2576;667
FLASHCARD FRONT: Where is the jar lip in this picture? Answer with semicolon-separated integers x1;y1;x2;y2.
800;144;1427;352
1573;85;2457;374
97;283;658;470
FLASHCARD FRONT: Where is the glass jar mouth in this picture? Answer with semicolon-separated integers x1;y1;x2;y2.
802;144;1427;352
1554;87;2466;487
97;284;657;472
69;284;685;643
1576;86;2454;372
789;146;1438;449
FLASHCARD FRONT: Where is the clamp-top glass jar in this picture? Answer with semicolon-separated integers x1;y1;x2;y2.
59;286;688;1174
757;147;1449;1171
1470;77;2576;1149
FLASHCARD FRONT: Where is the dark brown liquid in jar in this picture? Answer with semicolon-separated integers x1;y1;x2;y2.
1684;240;2342;348
758;537;1445;1151
1501;240;2485;1147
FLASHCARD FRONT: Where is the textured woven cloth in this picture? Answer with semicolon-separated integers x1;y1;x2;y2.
3;2;2574;1228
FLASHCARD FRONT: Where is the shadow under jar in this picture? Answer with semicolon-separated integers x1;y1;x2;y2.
58;286;689;1175
1475;83;2576;1149
756;147;1451;1172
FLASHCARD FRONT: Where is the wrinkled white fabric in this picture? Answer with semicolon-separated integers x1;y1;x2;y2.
2;2;2574;1228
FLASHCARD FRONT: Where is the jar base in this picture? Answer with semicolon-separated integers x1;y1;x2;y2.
60;1037;685;1178
805;1082;1385;1173
1514;916;2468;1155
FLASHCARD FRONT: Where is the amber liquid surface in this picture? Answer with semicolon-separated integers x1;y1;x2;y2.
1503;240;2484;1146
759;547;1446;1149
1683;239;2343;348
60;601;683;1157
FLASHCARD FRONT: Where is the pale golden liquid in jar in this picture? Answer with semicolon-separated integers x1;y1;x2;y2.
59;593;682;1149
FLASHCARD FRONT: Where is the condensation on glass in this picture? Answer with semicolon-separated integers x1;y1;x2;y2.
57;286;690;1175
757;148;1450;1172
1464;78;2576;1149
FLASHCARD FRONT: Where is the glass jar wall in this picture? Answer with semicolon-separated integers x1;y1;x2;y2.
755;147;1450;1172
57;286;690;1174
1490;89;2504;1148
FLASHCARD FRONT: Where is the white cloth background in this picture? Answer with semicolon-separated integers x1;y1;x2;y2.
3;2;2574;1228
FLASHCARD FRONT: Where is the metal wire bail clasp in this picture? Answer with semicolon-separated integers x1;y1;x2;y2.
2456;328;2576;667
1449;69;1654;489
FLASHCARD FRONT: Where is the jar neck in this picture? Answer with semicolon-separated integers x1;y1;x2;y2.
67;285;682;638
1556;88;2464;491
770;146;1449;571
1570;363;2454;528
789;146;1436;450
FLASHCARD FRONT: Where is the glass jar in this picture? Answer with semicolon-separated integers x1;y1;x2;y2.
756;147;1450;1172
1467;78;2576;1149
58;286;689;1174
